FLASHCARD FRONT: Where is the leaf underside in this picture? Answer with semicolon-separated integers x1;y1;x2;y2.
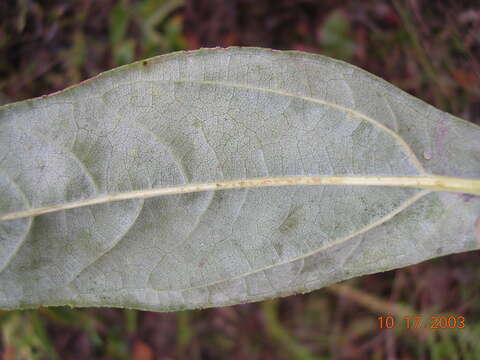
0;47;479;311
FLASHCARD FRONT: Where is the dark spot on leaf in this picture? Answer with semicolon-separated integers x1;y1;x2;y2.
300;259;317;275
461;194;474;202
279;206;303;233
273;242;284;257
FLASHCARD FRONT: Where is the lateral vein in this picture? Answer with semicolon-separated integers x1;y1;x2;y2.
174;79;428;174
149;189;432;292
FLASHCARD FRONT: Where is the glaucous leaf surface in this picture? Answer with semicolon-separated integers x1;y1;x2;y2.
0;48;479;311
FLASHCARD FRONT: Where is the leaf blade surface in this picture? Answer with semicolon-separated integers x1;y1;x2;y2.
0;48;479;311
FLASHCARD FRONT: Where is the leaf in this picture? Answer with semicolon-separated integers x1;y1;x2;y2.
0;48;479;311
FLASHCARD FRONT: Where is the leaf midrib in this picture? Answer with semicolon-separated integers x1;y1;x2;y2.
1;175;480;221
1;77;443;222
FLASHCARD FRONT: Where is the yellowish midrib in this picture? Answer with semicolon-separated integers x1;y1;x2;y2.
1;175;479;221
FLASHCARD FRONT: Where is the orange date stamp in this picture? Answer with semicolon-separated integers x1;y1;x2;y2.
377;315;465;329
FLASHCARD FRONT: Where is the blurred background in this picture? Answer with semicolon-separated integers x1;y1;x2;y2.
1;0;480;359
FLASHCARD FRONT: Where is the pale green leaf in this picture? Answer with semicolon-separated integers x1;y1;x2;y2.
0;48;479;311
